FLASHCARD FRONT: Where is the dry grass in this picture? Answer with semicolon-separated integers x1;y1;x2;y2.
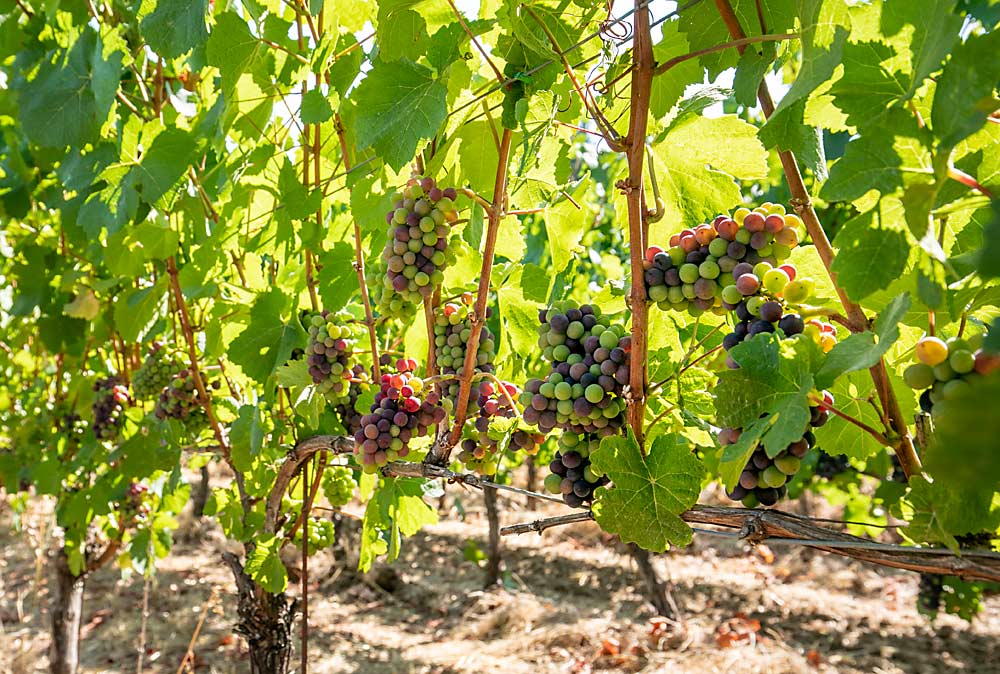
2;488;999;674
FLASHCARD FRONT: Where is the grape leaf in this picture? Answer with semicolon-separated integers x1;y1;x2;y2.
245;534;288;593
17;28;122;148
819;135;904;202
300;89;333;124
718;416;773;490
830;205;911;301
317;243;358;314
544;191;586;274
206;12;264;92
359;477;438;572
815;292;910;388
933;30;1000;149
229;289;307;385
897;477;998;551
713;333;817;457
650;21;701;119
134;128;201;205
114;281;167;343
140;0;209;59
230;405;265;473
352;59;448;171
590;433;705;552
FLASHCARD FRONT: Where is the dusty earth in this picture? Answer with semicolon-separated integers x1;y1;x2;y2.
1;485;998;674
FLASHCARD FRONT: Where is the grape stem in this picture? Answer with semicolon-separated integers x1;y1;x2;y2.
807;393;890;447
460;187;493;211
285;451;327;543
713;0;922;480
434;129;515;462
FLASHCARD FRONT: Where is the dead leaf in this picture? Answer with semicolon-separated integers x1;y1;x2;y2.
806;649;822;667
600;638;620;656
755;544;775;564
715;613;761;648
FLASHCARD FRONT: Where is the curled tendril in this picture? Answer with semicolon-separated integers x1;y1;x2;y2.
600;15;632;42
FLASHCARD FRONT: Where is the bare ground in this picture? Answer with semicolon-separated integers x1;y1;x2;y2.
2;488;998;674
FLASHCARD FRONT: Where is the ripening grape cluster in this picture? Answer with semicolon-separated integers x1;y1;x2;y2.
520;303;630;437
371;176;460;318
154;369;220;428
92;376;131;441
434;299;496;406
718;392;831;507
542;433;610;507
321;465;356;508
306;312;365;403
643;203;801;316
121;482;151;522
353;358;446;472
132;342;182;401
332;363;368;435
903;333;999;417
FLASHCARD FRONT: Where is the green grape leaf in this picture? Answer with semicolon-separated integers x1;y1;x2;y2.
544;191;586;274
245;534;288;593
206;12;264;92
134;128;201;205
300;89;333;124
114;281;167;343
759;0;848;171
933;31;1000;149
133;220;179;260
359;477;438;572
352;59;447;171
819;135;904;202
979;202;1000;279
815;292;910;388
141;0;209;59
718;416;773;490
17;28;122;148
830;205;911;301
649;114;766;242
229;289;307;385
898;476;998;551
650;21;701;119
590;432;704;552
713;333;817;457
230;405;265;473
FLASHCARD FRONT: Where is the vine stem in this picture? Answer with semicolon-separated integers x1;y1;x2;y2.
624;0;654;452
437;129;515;460
335;113;381;380
713;0;921;479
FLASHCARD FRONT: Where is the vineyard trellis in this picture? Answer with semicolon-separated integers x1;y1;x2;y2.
1;0;999;673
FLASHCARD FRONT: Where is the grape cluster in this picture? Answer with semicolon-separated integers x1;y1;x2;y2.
718;392;832;507
154;369;220;429
814;451;851;479
306;312;365;403
120;482;151;523
92;376;131;441
321;465;356;507
721;297;837;369
370;176;460;318
903;333;999;417
542;433;610;507
291;515;336;555
643;203;801;315
434;298;496;405
354;358;446;472
520;303;630;437
132;342;183;401
332;363;368;435
56;410;88;445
